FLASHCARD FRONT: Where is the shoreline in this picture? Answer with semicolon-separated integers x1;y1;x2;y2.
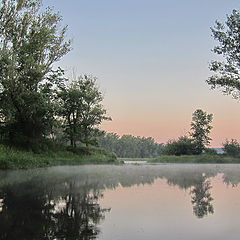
1;149;240;170
119;155;240;164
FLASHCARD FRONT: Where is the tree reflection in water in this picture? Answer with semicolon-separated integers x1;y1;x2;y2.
50;186;110;239
190;174;214;218
0;181;109;240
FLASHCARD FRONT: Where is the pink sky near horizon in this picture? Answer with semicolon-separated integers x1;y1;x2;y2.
100;89;240;148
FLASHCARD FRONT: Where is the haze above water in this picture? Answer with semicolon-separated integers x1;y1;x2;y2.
1;164;240;240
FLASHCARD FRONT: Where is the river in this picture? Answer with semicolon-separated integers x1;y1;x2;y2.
0;164;240;240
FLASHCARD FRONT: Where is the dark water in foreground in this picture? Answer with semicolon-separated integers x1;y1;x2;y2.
1;164;240;240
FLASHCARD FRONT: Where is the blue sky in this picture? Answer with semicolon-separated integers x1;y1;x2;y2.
44;0;240;146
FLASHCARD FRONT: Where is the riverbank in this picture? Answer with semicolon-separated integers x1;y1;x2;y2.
0;145;117;170
2;147;240;170
119;154;240;164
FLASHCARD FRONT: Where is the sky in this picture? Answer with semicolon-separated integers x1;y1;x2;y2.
44;0;240;147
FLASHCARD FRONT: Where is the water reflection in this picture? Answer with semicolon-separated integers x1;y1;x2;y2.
1;164;240;239
0;180;108;240
190;175;214;218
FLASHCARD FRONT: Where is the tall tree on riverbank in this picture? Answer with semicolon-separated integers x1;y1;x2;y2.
207;10;240;99
58;75;111;147
190;109;213;154
0;0;71;148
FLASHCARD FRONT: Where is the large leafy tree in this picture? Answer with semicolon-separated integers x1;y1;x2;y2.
0;0;71;148
190;109;213;154
58;75;111;147
207;9;240;99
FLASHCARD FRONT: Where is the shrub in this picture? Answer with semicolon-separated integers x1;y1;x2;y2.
162;136;198;156
223;139;240;157
204;148;218;155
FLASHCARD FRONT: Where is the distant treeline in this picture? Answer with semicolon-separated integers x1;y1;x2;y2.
98;133;163;158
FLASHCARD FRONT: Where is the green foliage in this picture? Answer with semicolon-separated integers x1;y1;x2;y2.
0;144;117;169
98;133;163;158
204;148;218;155
150;154;240;164
162;136;198;156
223;139;240;157
207;9;240;99
0;0;71;149
57;75;111;147
190;109;213;154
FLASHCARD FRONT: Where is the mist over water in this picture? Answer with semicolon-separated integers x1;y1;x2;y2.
1;164;240;240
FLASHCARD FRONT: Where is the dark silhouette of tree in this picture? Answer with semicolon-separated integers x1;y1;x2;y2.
190;175;214;218
0;180;109;240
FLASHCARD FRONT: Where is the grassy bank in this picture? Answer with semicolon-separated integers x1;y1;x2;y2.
119;154;240;164
0;145;117;170
2;148;240;170
150;154;240;163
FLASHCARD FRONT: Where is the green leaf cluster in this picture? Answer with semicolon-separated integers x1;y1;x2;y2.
207;9;240;99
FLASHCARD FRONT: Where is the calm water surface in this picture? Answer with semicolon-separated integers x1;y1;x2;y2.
1;164;240;240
